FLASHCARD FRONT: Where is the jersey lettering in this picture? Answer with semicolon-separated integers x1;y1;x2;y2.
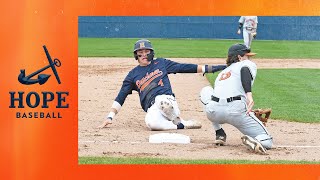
136;69;163;92
246;19;255;26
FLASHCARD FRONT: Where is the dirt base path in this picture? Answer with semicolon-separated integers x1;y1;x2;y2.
78;58;320;162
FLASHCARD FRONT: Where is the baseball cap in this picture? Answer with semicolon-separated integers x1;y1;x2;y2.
228;44;256;56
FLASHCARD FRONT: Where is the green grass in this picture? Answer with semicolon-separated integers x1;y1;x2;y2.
206;69;320;123
79;38;320;58
79;38;320;122
79;156;320;164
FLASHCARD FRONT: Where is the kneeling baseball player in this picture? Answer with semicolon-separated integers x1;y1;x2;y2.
99;39;226;131
200;44;273;154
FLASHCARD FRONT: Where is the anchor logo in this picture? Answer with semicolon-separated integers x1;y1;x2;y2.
18;45;61;85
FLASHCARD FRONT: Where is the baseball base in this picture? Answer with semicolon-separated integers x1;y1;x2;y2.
149;133;191;144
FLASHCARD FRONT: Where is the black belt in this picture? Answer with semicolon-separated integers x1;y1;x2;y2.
211;96;241;103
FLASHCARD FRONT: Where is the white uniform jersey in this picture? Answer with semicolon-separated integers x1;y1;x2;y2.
239;16;258;29
213;60;257;98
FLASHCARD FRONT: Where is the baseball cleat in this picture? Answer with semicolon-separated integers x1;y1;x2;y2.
160;101;173;110
182;119;202;129
215;128;227;146
241;135;267;155
159;100;176;120
160;101;173;111
215;136;226;146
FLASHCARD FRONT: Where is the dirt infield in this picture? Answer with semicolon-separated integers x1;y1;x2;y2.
78;58;320;162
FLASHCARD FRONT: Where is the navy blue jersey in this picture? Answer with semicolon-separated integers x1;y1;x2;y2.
115;58;198;112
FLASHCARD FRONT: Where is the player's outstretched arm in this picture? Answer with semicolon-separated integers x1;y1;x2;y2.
98;74;133;129
164;59;226;74
98;101;122;129
200;65;227;75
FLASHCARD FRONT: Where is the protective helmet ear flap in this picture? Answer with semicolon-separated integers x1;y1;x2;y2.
134;50;155;61
146;50;154;61
134;52;138;60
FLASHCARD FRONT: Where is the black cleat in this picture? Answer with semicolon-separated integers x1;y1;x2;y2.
215;128;227;146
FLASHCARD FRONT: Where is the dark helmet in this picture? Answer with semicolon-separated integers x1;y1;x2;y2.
133;39;154;61
228;43;256;57
226;44;257;66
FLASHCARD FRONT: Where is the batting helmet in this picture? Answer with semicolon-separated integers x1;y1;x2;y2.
133;39;154;61
228;43;256;57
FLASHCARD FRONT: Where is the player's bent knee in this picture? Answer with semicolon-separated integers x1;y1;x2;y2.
147;120;164;131
145;115;167;131
147;120;177;131
200;86;214;105
145;113;161;130
205;111;215;122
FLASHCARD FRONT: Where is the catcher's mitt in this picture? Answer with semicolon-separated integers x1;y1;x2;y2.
253;108;271;126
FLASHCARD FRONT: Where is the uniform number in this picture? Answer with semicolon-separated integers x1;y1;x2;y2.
158;79;164;86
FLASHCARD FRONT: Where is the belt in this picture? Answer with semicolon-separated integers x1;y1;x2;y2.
211;96;241;103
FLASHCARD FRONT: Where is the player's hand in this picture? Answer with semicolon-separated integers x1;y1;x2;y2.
245;92;254;114
246;99;254;114
237;29;241;34
98;118;112;129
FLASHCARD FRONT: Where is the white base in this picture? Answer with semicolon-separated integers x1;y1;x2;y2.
149;133;191;144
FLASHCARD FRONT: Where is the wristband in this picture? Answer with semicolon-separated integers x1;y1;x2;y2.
202;65;206;73
203;65;210;73
107;112;115;120
111;101;122;112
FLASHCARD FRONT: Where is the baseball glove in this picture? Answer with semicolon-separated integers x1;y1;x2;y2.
252;32;257;39
253;108;271;126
